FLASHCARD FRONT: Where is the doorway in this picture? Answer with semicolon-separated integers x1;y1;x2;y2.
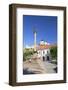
47;56;50;61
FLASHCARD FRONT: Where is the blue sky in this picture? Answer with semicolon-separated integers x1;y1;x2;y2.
23;15;57;47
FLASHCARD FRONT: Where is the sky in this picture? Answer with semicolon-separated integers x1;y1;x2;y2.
23;15;57;47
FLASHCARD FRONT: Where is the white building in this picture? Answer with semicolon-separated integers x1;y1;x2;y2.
37;40;51;61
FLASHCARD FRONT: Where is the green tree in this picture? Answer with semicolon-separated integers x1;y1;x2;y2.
23;49;34;61
50;46;57;60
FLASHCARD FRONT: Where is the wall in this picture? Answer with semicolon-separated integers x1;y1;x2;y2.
0;0;68;90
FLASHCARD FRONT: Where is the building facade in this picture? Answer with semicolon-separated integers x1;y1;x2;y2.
37;40;51;61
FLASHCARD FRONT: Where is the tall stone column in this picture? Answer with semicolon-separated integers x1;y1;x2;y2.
34;31;36;51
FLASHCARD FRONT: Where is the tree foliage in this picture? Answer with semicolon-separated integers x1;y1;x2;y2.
23;49;36;61
50;46;57;60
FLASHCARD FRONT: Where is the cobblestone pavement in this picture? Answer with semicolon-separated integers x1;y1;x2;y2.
23;54;57;74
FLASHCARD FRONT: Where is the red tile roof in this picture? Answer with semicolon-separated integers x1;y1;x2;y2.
36;44;57;50
36;45;51;50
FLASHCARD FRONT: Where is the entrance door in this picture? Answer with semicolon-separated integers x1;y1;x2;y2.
47;56;49;61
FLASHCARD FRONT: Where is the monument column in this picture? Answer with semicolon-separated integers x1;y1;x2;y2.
34;31;36;51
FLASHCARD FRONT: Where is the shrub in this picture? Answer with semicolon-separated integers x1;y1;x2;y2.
23;50;34;61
